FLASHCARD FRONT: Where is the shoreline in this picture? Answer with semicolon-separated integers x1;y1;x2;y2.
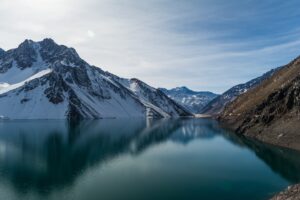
270;184;300;200
219;121;300;200
194;114;212;118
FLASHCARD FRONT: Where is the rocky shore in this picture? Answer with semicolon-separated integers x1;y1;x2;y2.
217;56;300;199
270;184;300;200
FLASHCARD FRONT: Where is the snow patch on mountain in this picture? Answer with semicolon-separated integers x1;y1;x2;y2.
0;81;68;119
0;39;192;119
159;87;218;114
103;73;191;117
0;69;52;95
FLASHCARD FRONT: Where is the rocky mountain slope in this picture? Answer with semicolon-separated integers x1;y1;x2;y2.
0;39;191;120
200;68;279;115
219;55;300;150
159;87;218;114
0;48;5;57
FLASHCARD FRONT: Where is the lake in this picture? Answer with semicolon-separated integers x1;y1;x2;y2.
0;118;299;200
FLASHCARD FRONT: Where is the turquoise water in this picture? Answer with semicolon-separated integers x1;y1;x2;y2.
0;118;299;200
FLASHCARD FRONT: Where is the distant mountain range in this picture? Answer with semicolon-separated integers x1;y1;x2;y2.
1;37;299;143
160;69;280;116
0;38;282;119
159;87;218;114
0;39;191;119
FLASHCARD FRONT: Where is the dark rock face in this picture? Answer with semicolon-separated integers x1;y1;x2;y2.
24;79;41;92
0;62;12;73
20;98;30;104
39;38;84;67
0;40;38;73
0;52;13;73
236;76;300;134
44;73;68;104
0;48;5;58
13;40;38;69
67;89;90;121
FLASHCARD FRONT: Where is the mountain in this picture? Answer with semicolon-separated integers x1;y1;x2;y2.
159;87;218;114
200;68;280;115
103;73;192;118
219;55;300;151
0;39;192;120
0;48;5;57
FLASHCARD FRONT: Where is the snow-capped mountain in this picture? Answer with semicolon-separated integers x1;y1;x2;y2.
0;39;192;120
159;87;218;114
200;67;280;115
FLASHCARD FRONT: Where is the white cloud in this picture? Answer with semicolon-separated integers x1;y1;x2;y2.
0;0;299;93
87;30;95;38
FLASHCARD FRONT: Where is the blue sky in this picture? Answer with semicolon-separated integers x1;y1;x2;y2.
0;0;300;93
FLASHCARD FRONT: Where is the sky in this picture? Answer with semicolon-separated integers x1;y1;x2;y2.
0;0;300;93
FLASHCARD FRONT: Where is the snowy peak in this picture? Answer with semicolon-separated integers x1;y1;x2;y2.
128;79;191;118
130;78;158;94
39;38;82;66
159;87;218;114
0;38;192;119
173;86;193;94
1;38;82;71
13;39;39;70
0;38;87;85
102;74;192;118
0;41;47;84
161;86;217;97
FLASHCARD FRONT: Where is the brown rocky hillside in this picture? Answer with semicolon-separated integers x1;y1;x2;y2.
219;56;300;150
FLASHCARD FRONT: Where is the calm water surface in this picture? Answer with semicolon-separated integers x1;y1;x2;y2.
0;118;300;200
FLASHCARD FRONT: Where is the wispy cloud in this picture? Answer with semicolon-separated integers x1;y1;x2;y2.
0;0;300;93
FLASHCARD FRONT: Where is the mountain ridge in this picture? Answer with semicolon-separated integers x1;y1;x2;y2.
219;55;300;151
0;38;192;120
200;67;280;115
159;87;218;114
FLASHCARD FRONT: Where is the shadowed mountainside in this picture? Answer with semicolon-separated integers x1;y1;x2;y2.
219;55;300;151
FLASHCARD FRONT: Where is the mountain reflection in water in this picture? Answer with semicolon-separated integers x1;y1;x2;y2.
0;118;299;200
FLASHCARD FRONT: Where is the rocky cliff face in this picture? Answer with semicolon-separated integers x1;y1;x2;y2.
0;39;191;120
219;56;300;150
0;48;5;58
